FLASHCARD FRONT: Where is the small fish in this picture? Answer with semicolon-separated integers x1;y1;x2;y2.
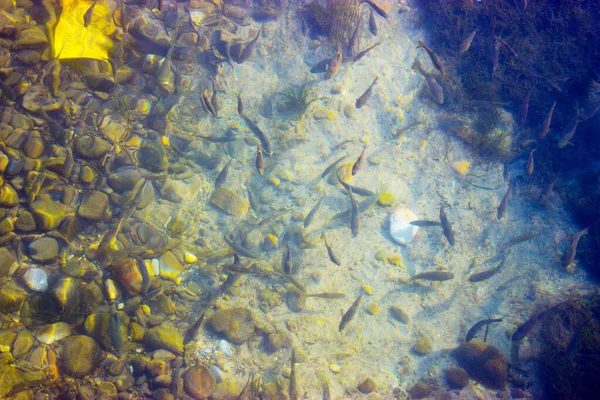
222;263;261;275
525;149;535;175
496;37;518;59
362;0;388;19
348;16;361;53
368;10;378;36
236;373;253;400
247;187;260;212
417;40;445;75
320;155;348;179
468;99;509;108
492;39;501;73
351;146;367;175
349;189;359;238
409;220;441;227
497;181;512;219
215;159;233;189
322;233;341;266
210;83;219;117
394;121;423;138
558;108;580;149
353;42;381;62
304;195;325;228
258;209;289;226
499;231;536;253
237;93;244;115
239;25;263;63
290;349;298;400
355;77;379;109
184;306;209;344
561;226;589;268
220;272;242;295
440;205;455;246
512;311;545;342
98;207;134;254
283;244;293;275
136;256;150;296
241;114;272;155
301;16;309;37
201;91;216;116
317;369;331;400
328;193;378;224
409;271;454;282
255;143;265;175
84;1;96;28
468;256;506;282
539;101;556;139
157;47;175;93
338;180;375;197
339;291;363;331
412;58;444;104
223;235;260;259
307;292;346;299
459;30;477;54
466;318;503;342
109;304;126;357
331;139;353;151
325;45;343;80
520;89;531;126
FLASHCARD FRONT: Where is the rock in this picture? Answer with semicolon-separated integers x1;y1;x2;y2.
11;329;34;358
138;141;168;172
112;257;143;297
286;288;306;312
107;168;143;193
160;176;201;203
35;322;72;344
129;14;171;54
184;365;216;400
15;49;41;65
115;374;135;392
30;194;70;231
0;248;15;277
211;379;240;400
408;382;433;399
0;183;18;206
209;308;254;344
78;190;109;221
210;188;249;217
100;113;128;143
389;305;411;324
452;340;508;389
0;282;27;313
60;335;102;378
0;329;17;353
14;210;36;231
390;207;419;245
96;381;118;400
84;72;116;92
357;378;377;394
445;367;469;389
413;337;433;355
158;251;185;283
13;26;48;49
28;237;59;262
21;267;48;292
144;322;184;354
21;85;65;113
75;135;111;159
266;331;292;353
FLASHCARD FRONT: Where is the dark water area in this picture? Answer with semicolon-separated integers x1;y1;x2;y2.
0;0;599;399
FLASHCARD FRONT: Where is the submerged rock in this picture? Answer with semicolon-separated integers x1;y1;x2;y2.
61;335;103;378
389;207;419;245
209;308;254;344
78;191;109;221
452;340;508;389
184;365;216;400
413;337;433;355
445;367;469;389
28;237;59;262
210;188;249;217
144;322;184;354
0;282;27;313
357;377;377;394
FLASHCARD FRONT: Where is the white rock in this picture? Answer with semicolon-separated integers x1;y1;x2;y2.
390;207;419;245
21;267;48;292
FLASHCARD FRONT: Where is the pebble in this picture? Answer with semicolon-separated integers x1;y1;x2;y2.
35;322;72;344
408;382;433;399
21;267;48;292
209;308;255;344
210;187;249;217
60;335;103;378
217;339;233;356
389;207;419;245
367;303;380;315
357;378;377;394
144;322;184;355
445;367;469;389
12;329;34;358
414;337;433;355
28;237;59;262
78;190;109;221
390;305;411;324
184;365;216;400
329;364;341;373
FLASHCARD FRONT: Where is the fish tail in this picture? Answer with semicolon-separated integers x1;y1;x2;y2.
416;40;424;49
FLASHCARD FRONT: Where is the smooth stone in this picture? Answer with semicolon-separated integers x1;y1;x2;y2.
408;382;433;399
78;191;109;221
138;141;167;172
96;381;118;400
445;367;470;389
357;377;377;394
21;267;48;292
0;282;27;313
107;168;143;193
0;329;17;353
144;322;183;355
209;308;254;345
75;135;111;159
30;195;70;231
390;305;411;324
184;365;216;400
266;331;292;353
389;207;419;245
0;183;18;206
35;322;72;344
60;335;102;378
0;247;15;277
29;237;59;262
112;257;143;297
100;113;128;143
0;217;14;235
50;276;82;311
84;72;116;92
14;210;36;231
11;329;34;358
13;26;48;48
210;188;249;217
15;49;41;65
160;177;201;203
413;337;433;355
158;251;185;283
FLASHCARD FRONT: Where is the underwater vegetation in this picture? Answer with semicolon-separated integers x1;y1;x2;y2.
273;81;328;119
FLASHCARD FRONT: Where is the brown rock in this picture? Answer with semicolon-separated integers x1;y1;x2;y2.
184;365;215;400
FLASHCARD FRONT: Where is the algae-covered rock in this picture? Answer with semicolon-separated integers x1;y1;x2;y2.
30;194;70;231
257;289;283;311
78;191;109;221
184;365;216;400
413;337;433;355
60;335;103;378
28;237;59;262
357;377;377;394
266;331;292;353
452;340;508;389
144;322;184;354
0;283;27;313
0;330;17;353
0;248;15;277
408;382;432;399
12;329;34;358
445;367;469;389
210;188;249;216
209;308;254;344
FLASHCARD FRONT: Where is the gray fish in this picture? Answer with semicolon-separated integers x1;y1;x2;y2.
283;244;293;275
317;369;331;400
410;271;454;282
237;93;245;115
466;318;503;342
157;47;175;93
497;181;512;219
339;291;363;331
171;366;182;399
496;37;518;59
320;155;348;179
242;114;272;155
356;77;379;109
338;179;375;197
349;188;359;238
394;121;423;138
558;108;580;149
417;40;445;75
109;305;126;357
223;235;260;259
561;226;589;268
409;220;441;227
492;39;501;73
468;256;506;282
512;311;545;342
363;0;388;18
328;193;379;224
136;256;150;296
322;233;341;266
239;26;263;63
520;89;531;126
412;58;444;104
351;146;367;175
440;205;455;246
304;195;325;228
215;159;233;189
353;42;381;62
539;101;556;139
368;9;378;36
459;30;477;55
255;143;265;175
499;231;536;253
